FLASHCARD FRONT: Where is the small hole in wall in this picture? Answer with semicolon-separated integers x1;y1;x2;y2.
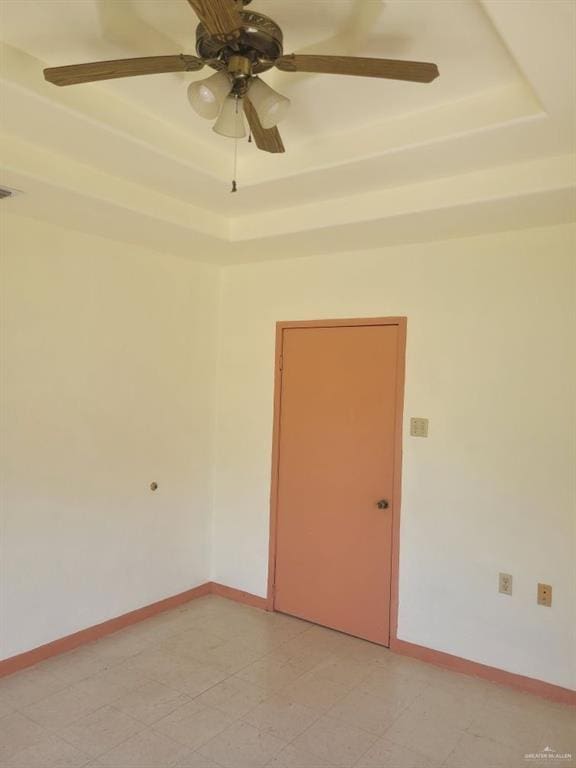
150;482;158;491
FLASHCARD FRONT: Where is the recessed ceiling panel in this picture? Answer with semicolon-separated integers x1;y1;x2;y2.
1;0;522;146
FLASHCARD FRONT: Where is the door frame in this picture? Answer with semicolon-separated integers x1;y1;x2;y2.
266;317;407;646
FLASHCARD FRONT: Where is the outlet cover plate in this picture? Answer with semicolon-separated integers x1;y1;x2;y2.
537;583;552;607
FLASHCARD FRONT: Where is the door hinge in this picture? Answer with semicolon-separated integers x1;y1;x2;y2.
279;354;284;372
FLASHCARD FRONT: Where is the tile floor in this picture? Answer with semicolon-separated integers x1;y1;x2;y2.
0;595;574;768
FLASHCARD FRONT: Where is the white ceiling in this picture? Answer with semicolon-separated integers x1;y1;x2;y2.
1;0;575;262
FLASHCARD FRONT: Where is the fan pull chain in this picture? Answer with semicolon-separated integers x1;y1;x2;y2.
231;136;238;193
231;95;240;193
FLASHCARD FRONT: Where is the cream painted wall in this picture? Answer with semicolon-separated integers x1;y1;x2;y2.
0;212;219;659
2;212;574;690
212;224;576;690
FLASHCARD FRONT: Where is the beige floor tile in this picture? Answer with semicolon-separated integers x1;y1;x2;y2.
87;631;154;663
57;705;144;757
290;715;377;768
443;733;532;768
540;719;576;759
234;622;309;655
0;697;15;719
22;686;105;729
127;649;228;696
0;666;68;711
4;600;573;768
171;662;230;697
72;664;150;706
383;707;467;763
193;677;268;719
401;686;483;731
483;692;575;755
171;752;227;768
153;613;199;634
293;627;349;654
308;658;375;689
266;612;310;632
156;609;201;629
222;631;284;657
153;702;233;750
423;669;495;703
356;665;429;703
467;696;572;754
354;736;438;768
127;614;183;642
2;733;91;768
270;612;310;630
110;622;172;647
113;680;192;725
198;721;286;768
231;608;272;624
275;638;336;669
158;628;226;661
372;655;450;687
329;636;386;665
0;712;51;762
234;657;309;692
243;693;321;741
200;638;264;673
199;614;261;640
281;674;349;712
273;637;337;665
327;687;410;735
96;728;190;767
123;648;199;680
38;648;113;685
480;681;541;708
181;608;224;628
266;743;337;767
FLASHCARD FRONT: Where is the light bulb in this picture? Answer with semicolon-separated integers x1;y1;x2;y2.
248;77;290;129
187;71;231;120
213;95;246;139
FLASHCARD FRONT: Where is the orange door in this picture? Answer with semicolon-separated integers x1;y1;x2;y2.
273;323;402;646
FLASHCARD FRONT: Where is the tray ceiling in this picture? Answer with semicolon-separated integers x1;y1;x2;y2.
1;0;575;262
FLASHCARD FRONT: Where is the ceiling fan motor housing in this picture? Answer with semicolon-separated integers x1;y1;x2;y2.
196;11;283;74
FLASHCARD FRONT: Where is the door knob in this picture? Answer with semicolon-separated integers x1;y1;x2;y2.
376;499;389;509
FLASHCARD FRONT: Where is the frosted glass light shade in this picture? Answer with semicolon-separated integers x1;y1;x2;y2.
187;71;231;120
213;95;246;138
248;77;290;128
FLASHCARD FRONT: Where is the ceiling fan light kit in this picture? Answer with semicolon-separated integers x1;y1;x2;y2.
42;0;440;179
187;70;232;119
247;77;291;129
213;94;246;138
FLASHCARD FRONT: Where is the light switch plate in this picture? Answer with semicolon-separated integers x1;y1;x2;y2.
410;417;429;437
499;573;513;595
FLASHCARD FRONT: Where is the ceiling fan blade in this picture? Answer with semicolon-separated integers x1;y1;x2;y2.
275;54;439;83
244;96;285;154
44;54;204;86
186;0;242;43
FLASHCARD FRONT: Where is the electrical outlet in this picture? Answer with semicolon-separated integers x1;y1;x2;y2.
499;573;513;595
537;583;552;607
410;417;429;437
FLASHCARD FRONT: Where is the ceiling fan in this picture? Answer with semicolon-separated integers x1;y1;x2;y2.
43;0;439;155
